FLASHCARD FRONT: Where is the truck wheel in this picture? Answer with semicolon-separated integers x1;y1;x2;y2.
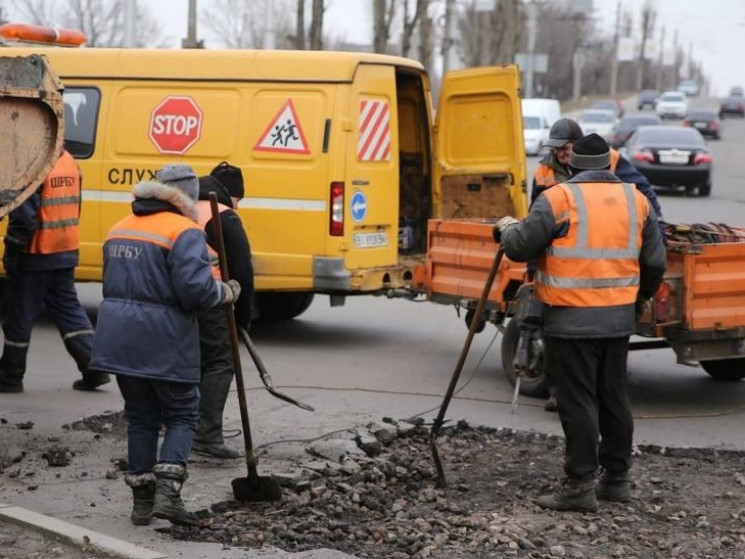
256;292;315;322
500;318;549;398
700;358;745;381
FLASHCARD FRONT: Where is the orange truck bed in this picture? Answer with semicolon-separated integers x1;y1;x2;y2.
420;218;745;368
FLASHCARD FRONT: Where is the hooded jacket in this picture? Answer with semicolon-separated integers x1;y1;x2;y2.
90;180;226;383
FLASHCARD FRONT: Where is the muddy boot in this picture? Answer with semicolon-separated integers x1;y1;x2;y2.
152;463;200;527
72;371;111;391
536;477;598;512
596;469;631;503
124;473;156;526
194;370;242;459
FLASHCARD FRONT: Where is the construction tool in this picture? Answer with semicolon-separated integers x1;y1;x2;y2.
430;246;505;488
238;326;315;412
209;192;281;502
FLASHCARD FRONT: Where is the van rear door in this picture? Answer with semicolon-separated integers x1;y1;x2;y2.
434;65;527;220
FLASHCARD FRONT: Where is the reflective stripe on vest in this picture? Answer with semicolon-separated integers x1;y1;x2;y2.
28;150;81;255
535;181;648;307
196;199;230;280
106;211;201;251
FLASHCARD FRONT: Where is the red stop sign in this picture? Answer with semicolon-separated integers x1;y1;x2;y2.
148;96;203;154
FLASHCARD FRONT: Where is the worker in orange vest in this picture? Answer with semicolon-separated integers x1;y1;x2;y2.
495;134;666;512
0;147;109;393
193;162;254;459
531;117;664;412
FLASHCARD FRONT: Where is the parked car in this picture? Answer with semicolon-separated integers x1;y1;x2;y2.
522;114;550;156
637;89;658;110
591;99;624;119
624;125;712;197
677;79;699;97
729;86;744;97
682;109;721;140
577;109;617;142
655;91;688;119
610;113;661;148
719;96;745;118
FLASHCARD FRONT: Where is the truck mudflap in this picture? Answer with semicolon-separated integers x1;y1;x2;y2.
0;54;64;217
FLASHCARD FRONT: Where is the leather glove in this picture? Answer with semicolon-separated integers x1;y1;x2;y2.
220;279;242;304
492;216;519;243
635;294;653;321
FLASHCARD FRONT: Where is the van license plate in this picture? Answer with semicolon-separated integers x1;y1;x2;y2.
353;232;388;248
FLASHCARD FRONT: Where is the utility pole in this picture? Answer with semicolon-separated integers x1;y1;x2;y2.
123;0;136;47
524;1;538;98
181;0;201;48
609;1;620;96
441;0;454;74
670;28;678;90
655;25;665;93
263;1;276;49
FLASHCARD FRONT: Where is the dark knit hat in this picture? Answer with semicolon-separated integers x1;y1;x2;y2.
569;133;611;170
210;161;244;200
155;164;199;201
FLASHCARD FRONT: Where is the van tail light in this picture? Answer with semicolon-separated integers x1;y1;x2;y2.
329;181;344;237
694;152;711;164
682;120;691;127
633;150;655;163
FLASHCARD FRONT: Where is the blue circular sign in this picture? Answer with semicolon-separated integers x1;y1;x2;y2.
351;190;367;223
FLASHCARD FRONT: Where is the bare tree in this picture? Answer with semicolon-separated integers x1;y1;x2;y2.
373;0;397;54
635;0;656;90
400;0;426;58
490;0;521;66
417;1;434;72
295;0;306;49
308;0;324;50
202;0;292;49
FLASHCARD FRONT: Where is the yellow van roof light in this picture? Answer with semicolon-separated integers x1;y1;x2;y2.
0;23;86;47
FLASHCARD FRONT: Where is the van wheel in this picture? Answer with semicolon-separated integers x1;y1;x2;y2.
500;318;549;398
700;358;745;381
256;292;315;322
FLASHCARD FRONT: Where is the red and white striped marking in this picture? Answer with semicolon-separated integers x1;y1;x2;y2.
358;99;391;162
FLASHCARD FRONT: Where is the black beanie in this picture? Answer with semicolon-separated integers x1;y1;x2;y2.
210;161;244;199
569;133;611;170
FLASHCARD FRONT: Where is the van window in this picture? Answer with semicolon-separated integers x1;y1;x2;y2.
63;87;100;159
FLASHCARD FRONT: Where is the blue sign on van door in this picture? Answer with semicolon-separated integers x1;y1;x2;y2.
351;190;367;222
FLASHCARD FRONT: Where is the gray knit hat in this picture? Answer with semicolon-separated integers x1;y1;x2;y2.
155;164;199;202
569;133;611;170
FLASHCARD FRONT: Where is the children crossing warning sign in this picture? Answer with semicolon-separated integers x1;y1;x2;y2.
254;99;310;154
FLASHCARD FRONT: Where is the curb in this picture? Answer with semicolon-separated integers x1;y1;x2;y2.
0;502;166;559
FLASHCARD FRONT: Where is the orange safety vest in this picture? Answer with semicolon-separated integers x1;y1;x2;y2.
106;210;202;251
535;149;621;189
535;181;649;307
28;150;81;255
196;199;231;280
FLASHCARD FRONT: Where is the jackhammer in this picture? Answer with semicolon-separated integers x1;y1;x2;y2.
510;283;544;413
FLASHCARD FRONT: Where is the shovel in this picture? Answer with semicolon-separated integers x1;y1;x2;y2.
209;192;281;502
430;246;505;488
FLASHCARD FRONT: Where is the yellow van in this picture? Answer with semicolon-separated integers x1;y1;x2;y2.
0;42;526;320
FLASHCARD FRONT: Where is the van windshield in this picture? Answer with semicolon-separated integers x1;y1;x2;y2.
523;116;542;129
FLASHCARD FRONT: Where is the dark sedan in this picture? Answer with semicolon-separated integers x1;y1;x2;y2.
624;125;712;197
719;96;745;118
610;113;661;148
682;109;721;139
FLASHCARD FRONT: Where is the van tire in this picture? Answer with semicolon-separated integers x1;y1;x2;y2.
256;292;315;322
500;318;549;398
700;358;745;381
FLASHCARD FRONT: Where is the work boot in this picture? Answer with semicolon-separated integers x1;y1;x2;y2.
544;383;558;412
536;477;598;512
124;473;156;526
72;371;111;391
596;469;632;503
0;376;23;393
152;463;200;527
191;441;243;460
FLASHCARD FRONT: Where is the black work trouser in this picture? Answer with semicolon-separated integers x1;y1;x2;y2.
544;335;633;479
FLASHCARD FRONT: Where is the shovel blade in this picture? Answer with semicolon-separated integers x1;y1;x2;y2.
231;475;282;502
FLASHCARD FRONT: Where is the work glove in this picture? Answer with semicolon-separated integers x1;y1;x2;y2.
220;279;242;305
635;294;653;321
492;216;519;243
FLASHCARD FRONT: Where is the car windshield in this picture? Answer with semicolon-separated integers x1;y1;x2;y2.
637;127;704;147
580;111;614;123
617;116;659;130
523;116;542;129
661;93;684;102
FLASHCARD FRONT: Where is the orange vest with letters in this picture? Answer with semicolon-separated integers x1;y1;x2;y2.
535;180;649;307
196;199;231;280
28;150;82;255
